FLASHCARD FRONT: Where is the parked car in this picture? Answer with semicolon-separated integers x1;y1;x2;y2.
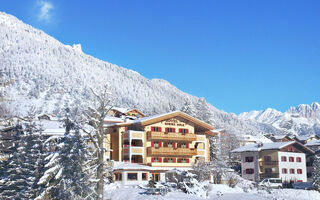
145;185;168;195
259;178;283;189
292;182;312;190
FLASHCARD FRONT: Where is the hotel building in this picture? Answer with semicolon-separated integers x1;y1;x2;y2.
104;110;215;183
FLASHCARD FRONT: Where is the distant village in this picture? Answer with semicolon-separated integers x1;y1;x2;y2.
1;107;319;185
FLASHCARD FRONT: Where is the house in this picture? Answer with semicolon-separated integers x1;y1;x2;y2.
305;139;320;152
268;134;294;143
239;134;272;147
231;141;314;183
104;110;214;183
107;107;146;119
293;135;320;144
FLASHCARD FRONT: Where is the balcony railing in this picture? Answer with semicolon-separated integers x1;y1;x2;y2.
147;147;197;157
259;161;278;166
147;131;197;142
259;173;279;179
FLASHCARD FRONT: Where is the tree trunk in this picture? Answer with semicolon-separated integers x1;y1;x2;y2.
97;136;104;200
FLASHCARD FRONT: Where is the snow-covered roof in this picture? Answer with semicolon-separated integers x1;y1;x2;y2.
239;135;273;143
105;110;214;131
104;116;125;123
113;161;191;171
37;120;65;136
111;107;131;114
273;135;289;140
231;141;295;153
305;140;320;147
296;135;310;141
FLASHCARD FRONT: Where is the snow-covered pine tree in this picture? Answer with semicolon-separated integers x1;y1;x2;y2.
195;97;214;124
81;84;113;200
0;115;46;199
36;108;94;200
312;154;320;190
181;97;197;117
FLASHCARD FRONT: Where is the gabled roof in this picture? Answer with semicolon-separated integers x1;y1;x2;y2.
305;140;320;147
232;142;294;153
105;110;214;132
232;141;315;155
110;107;145;117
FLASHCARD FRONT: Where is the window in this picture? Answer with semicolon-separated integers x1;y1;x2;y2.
179;158;189;163
151;126;162;132
114;173;122;181
167;142;173;148
165;128;176;133
180;143;187;148
165;158;176;163
152;157;162;163
179;128;189;134
281;156;287;162
290;169;295;174
153;142;160;148
297;169;302;174
264;156;271;162
289;157;294;162
127;173;138;181
245;157;254;162
296;157;301;162
246;169;254;174
282;168;287;174
265;168;272;174
142;173;148;180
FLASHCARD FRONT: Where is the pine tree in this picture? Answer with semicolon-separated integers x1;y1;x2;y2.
81;85;113;200
0;117;46;199
181;97;197;117
195;98;215;124
36;108;94;200
312;154;320;190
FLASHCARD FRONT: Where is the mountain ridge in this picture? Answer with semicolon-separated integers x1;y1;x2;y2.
0;11;318;137
239;102;320;136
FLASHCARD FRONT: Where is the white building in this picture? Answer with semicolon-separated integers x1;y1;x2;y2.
232;141;314;183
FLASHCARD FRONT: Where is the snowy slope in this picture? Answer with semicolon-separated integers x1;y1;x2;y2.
0;12;285;137
240;103;320;136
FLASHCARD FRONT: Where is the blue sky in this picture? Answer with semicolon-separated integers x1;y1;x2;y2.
1;0;320;114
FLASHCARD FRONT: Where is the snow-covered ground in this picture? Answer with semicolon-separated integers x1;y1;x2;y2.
104;183;320;200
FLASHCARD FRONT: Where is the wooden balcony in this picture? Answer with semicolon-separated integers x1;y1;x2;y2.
147;147;197;157
259;161;278;166
147;131;197;142
259;173;279;179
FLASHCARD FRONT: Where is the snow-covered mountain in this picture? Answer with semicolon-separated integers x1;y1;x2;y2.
240;103;320;136
0;11;304;137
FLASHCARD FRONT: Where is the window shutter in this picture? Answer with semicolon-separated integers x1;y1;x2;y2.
151;141;154;147
179;128;182;133
125;127;128;131
159;142;162;147
159;158;162;162
186;143;189;148
151;127;154;131
173;158;176;163
152;157;154;162
159;127;162;132
165;128;168;133
173;128;176;132
173;143;176;148
186;129;189;133
186;159;189;163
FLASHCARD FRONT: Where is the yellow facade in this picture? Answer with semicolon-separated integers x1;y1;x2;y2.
106;111;214;168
